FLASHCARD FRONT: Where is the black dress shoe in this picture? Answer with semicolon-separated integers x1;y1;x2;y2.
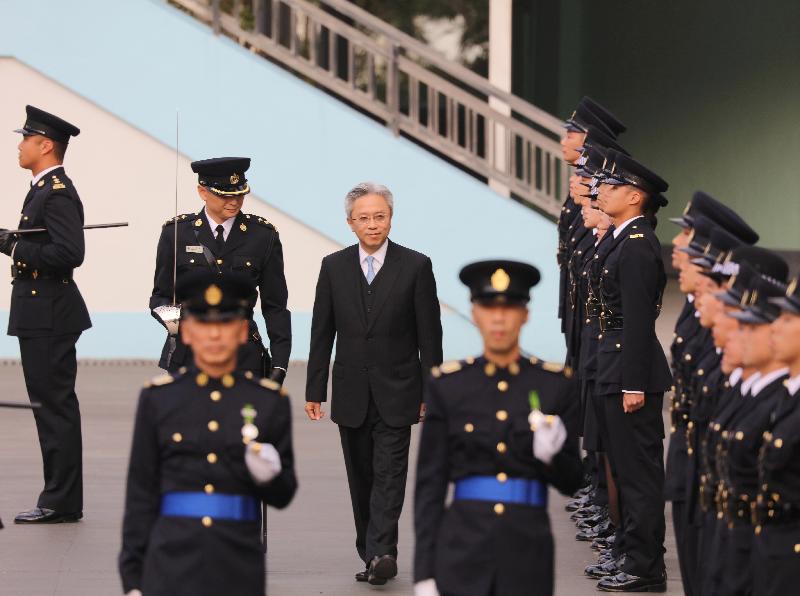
597;571;667;592
591;534;615;551
368;555;397;585
584;556;624;579
14;508;83;524
577;511;609;529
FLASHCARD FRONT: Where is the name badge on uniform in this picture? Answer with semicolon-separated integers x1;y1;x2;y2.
186;245;204;253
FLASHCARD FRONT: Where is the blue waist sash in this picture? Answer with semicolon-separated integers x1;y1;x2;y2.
454;476;548;507
160;492;259;521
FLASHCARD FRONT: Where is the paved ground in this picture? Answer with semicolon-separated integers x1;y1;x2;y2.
0;360;683;595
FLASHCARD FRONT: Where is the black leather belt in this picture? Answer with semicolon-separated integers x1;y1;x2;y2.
11;266;73;281
598;315;623;331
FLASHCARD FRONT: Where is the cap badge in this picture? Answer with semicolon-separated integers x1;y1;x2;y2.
230;173;240;185
239;223;247;232
194;218;203;227
787;278;797;296
205;284;223;306
491;268;511;292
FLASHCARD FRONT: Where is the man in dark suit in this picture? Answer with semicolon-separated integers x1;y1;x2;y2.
149;157;290;384
305;182;443;585
4;105;92;524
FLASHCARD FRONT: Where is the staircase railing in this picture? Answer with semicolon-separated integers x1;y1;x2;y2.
169;0;568;217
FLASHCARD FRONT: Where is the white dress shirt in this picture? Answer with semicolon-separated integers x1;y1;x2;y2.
359;240;388;280
31;164;62;187
204;207;236;241
741;372;761;396
728;367;744;388
751;367;790;397
786;373;800;397
612;215;644;239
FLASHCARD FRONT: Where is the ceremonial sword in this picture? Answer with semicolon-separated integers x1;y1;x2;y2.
5;222;129;235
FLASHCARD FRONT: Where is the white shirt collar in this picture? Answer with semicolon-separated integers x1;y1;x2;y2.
31;164;62;187
785;373;800;397
751;367;790;396
359;239;388;266
612;215;644;239
204;207;236;241
741;372;761;396
687;295;695;304
728;367;743;387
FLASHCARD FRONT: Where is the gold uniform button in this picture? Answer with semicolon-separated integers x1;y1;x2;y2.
497;381;509;392
496;442;507;453
794;544;800;553
735;431;744;441
246;261;252;267
210;390;222;402
774;438;783;448
202;516;213;527
677;337;684;344
31;290;37;296
496;472;508;483
464;423;474;433
196;373;209;387
222;374;235;388
172;433;183;443
208;420;219;432
207;453;218;464
216;259;223;265
496;410;508;421
204;484;214;494
190;258;195;264
494;503;505;515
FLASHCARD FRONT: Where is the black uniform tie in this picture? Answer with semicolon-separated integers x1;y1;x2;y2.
215;224;225;252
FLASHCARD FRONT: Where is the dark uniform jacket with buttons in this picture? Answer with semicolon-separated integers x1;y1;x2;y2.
564;222;594;368
306;241;443;428
557;194;580;325
119;368;297;596
8;167;91;337
595;219;672;396
577;232;613;382
150;210;290;372
414;356;583;596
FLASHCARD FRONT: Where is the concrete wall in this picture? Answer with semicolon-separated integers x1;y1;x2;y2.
0;0;566;362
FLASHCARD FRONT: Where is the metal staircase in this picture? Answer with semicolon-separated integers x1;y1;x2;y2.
169;0;567;218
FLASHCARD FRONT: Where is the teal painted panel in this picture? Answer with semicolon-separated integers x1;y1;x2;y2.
0;0;566;362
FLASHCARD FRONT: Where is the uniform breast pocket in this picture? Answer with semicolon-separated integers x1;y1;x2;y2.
159;426;200;456
177;250;206;269
233;255;260;276
12;285;54;330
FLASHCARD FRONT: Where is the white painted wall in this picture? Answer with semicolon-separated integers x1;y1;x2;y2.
0;58;341;314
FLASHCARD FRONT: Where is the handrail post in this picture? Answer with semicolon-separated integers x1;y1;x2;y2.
211;0;221;34
386;43;399;136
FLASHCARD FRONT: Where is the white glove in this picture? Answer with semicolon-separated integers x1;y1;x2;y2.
414;579;440;596
126;591;143;596
529;411;567;465
245;442;282;484
152;305;181;336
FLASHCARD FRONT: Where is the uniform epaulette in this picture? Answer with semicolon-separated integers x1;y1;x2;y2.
253;215;276;231
163;213;194;227
258;377;289;397
431;357;476;378
538;359;574;379
145;373;175;388
50;174;67;190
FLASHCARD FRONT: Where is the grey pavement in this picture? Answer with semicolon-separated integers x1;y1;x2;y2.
0;282;686;594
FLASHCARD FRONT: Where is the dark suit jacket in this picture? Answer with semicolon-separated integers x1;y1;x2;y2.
306;240;443;428
8;167;91;338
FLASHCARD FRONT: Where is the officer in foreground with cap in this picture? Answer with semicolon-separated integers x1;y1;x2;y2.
150;157;290;384
413;260;583;596
593;153;672;591
119;270;297;596
6;105;92;524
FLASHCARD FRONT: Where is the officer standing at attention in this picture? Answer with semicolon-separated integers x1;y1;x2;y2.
594;153;672;591
150;157;290;384
6;105;92;524
413;260;583;596
119;270;297;596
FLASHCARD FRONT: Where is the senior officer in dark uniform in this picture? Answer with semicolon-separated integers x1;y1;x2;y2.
119;271;297;596
5;106;92;524
150;157;290;384
413;260;583;596
593;153;673;592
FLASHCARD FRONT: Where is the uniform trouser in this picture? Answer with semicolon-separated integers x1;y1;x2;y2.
752;522;800;596
701;518;729;596
720;524;753;596
338;398;411;564
19;333;83;513
602;391;666;578
672;501;696;596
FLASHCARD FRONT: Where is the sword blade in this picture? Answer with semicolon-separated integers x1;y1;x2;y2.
0;401;41;409
6;222;129;235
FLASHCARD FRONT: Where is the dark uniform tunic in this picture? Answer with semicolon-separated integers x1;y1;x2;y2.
9;166;92;514
557;194;581;329
595;217;672;579
753;377;800;596
150;210;290;374
414;356;583;596
719;371;788;596
119;368;297;596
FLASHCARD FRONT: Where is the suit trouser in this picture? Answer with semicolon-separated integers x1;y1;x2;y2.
602;391;666;578
339;398;411;564
19;333;83;513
